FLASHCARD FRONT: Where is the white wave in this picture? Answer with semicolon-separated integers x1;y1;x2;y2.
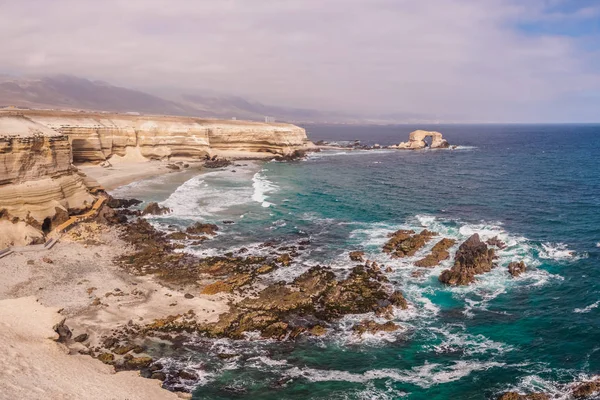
427;325;513;356
307;149;396;159
574;301;600;314
158;170;255;219
596;242;600;248
539;242;580;261
252;170;278;208
285;360;504;388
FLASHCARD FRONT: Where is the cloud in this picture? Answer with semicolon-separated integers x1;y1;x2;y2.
0;0;599;121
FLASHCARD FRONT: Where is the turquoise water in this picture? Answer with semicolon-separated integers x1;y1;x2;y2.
113;124;600;399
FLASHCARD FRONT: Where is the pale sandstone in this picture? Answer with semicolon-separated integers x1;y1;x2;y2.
391;130;449;149
6;109;312;162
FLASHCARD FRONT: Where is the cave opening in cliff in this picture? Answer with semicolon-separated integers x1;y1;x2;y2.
423;136;432;148
41;217;52;234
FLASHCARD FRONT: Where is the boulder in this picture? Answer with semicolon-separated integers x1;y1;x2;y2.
349;251;365;262
186;222;218;235
353;320;399;336
508;261;527;277
53;319;72;343
415;238;456;267
572;377;600;398
487;236;507;249
439;234;496;285
141;202;171;216
383;229;436;258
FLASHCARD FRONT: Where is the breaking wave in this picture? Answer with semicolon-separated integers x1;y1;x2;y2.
252;170;278;208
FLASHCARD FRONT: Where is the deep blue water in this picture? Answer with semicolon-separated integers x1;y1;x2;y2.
114;124;600;399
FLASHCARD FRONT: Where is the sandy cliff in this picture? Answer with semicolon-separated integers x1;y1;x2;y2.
0;115;96;247
9;110;311;163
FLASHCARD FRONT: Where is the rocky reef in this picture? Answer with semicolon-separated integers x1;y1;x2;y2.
390;130;450;150
3;109;312;163
439;233;497;285
0;115;97;247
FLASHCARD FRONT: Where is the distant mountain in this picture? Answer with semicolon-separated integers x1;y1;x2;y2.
0;74;438;123
0;75;200;116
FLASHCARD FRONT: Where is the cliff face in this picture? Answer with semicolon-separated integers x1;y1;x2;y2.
0;115;96;247
14;110;310;163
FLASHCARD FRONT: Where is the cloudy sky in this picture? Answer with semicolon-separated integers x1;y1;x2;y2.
1;0;599;122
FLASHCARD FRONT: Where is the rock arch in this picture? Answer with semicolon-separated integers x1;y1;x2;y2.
393;130;449;150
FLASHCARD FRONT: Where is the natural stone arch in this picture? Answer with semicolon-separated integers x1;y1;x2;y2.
393;130;449;150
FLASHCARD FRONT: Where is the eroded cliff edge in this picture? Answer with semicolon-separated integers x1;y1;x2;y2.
0;115;97;247
5;110;312;163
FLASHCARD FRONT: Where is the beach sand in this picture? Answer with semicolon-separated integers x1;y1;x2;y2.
0;220;230;399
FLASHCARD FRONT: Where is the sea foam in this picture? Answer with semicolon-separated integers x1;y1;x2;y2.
252;170;278;207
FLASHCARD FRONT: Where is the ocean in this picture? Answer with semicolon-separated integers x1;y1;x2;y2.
111;124;600;399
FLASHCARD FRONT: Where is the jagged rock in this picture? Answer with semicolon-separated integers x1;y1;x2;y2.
141;202;170;216
151;372;167;381
186;222;218;235
508;261;527;277
353;320;399;336
204;158;232;168
439;234;496;285
184;293;194;299
106;197;142;209
383;229;436;258
349;251;365;262
572;377;600;398
73;333;88;343
122;356;153;370
97;353;114;364
415;238;456;267
487;236;507;249
113;344;136;355
274;150;307;161
497;393;549;400
178;370;197;380
53;319;72;343
166;164;180;170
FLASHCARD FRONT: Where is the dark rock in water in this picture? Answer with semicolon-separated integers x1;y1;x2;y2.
383;229;437;258
166;231;189;240
298;239;311;246
177;370;197;380
349;251;365;262
150;372;167;381
103;337;118;348
439;234;496;285
204;158;232;168
353;319;399;336
73;333;88;343
415;238;456;267
572;377;600;398
98;353;115;364
53;319;72;342
223;220;235;225
497;392;549;400
121;356;153;370
107;197;142;209
186;222;218;235
274;150;307;161
141;202;171;216
487;236;507;249
508;261;527;277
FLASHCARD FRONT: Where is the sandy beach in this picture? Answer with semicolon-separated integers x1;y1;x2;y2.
0;205;230;399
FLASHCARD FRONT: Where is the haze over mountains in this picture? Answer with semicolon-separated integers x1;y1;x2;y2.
0;75;436;124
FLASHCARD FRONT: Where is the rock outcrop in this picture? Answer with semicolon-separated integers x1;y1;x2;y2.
0;115;96;247
439;234;497;285
391;130;450;150
508;261;527;277
383;229;436;258
3;110;312;163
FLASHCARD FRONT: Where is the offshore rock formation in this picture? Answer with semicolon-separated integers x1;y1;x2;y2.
0;115;96;247
391;130;450;150
439;234;497;285
2;110;312;163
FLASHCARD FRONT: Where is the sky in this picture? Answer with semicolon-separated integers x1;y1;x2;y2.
1;0;599;122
